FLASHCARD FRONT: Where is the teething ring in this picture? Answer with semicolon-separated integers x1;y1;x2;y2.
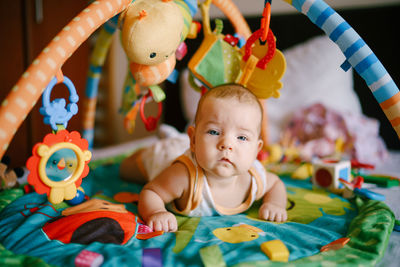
242;28;276;70
139;91;163;131
40;74;79;131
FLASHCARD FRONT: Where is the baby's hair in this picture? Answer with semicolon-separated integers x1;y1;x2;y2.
194;83;264;132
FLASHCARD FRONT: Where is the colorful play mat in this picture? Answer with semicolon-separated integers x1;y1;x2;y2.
0;155;395;266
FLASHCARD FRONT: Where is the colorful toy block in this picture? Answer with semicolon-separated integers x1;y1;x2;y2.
261;239;289;262
75;250;104;267
312;160;351;192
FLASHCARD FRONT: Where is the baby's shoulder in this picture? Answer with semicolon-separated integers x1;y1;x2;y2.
145;161;191;198
162;161;191;180
251;160;268;178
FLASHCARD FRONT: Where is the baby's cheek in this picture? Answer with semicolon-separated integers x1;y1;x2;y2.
193;150;209;169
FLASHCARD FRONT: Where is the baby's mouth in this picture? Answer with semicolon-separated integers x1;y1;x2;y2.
220;157;232;164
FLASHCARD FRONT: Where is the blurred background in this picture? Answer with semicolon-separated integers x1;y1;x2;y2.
0;0;399;167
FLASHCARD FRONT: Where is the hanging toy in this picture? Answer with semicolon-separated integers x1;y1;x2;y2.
39;75;79;131
188;0;285;99
120;0;185;69
140;89;163;131
238;0;286;99
188;0;243;90
26;72;92;205
119;0;198;132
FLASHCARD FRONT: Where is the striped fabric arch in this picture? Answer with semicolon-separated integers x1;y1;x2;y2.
285;0;400;139
81;15;120;148
0;0;131;160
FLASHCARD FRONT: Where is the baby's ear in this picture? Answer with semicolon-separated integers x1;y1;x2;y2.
187;126;196;152
257;139;264;153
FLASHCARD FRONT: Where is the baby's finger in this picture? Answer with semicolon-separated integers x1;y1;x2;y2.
275;213;283;223
269;211;277;222
162;222;171;233
260;209;269;220
147;221;154;231
153;220;164;232
168;219;177;232
282;212;288;222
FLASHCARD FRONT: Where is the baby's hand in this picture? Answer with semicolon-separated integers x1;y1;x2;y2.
146;211;178;232
259;202;287;223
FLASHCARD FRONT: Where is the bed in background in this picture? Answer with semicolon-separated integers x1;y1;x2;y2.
0;0;399;266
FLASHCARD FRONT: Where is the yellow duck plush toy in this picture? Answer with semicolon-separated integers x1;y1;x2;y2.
120;0;185;86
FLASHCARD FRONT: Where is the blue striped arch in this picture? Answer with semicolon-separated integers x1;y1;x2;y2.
83;15;119;146
290;0;399;104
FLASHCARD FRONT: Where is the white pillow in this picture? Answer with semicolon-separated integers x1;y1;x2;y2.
180;35;362;140
266;35;362;142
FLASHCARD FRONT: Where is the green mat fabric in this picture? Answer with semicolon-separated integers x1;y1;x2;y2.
233;198;394;266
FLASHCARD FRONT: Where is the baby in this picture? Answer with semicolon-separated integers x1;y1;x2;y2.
120;84;287;232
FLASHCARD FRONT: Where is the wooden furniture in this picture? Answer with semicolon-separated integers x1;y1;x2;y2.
0;0;90;167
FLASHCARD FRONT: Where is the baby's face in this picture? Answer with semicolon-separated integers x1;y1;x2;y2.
190;97;263;179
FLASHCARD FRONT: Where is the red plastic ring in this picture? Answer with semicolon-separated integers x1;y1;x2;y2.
242;28;276;70
139;91;163;131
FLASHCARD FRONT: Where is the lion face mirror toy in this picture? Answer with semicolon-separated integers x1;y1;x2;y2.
26;74;92;205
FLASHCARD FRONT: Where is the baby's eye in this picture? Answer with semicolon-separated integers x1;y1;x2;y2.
149;52;156;58
237;136;247;141
207;130;219;136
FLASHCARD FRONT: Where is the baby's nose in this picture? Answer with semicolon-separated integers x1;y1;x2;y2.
218;139;233;151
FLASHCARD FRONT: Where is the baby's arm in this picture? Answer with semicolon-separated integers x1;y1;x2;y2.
258;171;288;222
120;149;148;184
138;162;189;232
